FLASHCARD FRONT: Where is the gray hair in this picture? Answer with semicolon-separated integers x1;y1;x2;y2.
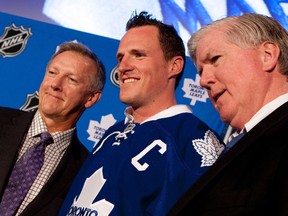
48;41;106;92
188;13;288;76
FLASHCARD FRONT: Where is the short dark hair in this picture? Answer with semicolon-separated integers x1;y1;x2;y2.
126;11;186;88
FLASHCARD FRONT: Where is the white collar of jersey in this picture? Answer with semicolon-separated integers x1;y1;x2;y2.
124;105;192;125
124;107;134;124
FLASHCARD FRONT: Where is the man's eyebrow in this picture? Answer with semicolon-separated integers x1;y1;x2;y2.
202;52;212;62
116;48;146;59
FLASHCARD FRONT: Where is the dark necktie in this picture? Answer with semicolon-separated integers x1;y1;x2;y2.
0;132;53;216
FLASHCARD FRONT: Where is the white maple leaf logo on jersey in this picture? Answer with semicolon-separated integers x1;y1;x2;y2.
87;114;117;147
182;74;209;105
192;130;224;167
70;167;114;215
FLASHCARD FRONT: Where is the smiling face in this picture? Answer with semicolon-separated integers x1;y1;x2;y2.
196;29;271;130
116;25;179;119
38;51;101;129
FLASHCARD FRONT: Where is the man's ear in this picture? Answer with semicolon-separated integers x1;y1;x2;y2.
168;56;184;78
85;91;102;108
261;41;280;72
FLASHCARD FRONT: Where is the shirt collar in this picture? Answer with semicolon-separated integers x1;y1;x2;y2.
245;93;288;132
124;104;192;125
28;110;75;152
28;110;48;138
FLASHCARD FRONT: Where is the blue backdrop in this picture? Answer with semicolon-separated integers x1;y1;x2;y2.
0;12;226;151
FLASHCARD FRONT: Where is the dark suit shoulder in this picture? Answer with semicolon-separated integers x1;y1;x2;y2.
0;106;31;118
0;107;35;127
70;133;89;159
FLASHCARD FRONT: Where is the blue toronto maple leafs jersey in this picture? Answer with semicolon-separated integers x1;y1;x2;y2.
59;105;224;216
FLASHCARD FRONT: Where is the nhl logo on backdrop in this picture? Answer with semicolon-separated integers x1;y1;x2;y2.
20;91;39;112
0;24;32;57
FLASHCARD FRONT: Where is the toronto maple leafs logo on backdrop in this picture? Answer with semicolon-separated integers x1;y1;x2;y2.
182;74;209;106
87;114;117;147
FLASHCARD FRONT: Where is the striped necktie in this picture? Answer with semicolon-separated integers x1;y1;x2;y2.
223;129;246;154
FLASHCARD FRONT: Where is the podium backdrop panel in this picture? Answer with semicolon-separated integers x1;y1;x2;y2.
0;12;226;151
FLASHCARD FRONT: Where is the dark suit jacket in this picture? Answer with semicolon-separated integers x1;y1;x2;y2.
0;107;89;216
169;102;288;216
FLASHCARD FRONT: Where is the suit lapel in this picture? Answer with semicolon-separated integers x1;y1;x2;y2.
0;110;34;196
169;102;288;215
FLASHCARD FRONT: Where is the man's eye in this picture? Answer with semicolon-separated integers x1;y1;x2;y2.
117;56;122;63
211;55;220;63
198;68;203;76
135;53;144;57
69;77;77;83
48;70;55;75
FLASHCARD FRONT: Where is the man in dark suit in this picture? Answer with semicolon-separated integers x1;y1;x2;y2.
0;41;106;216
169;13;288;216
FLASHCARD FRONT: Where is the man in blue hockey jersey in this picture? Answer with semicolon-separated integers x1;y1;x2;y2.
59;11;225;216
